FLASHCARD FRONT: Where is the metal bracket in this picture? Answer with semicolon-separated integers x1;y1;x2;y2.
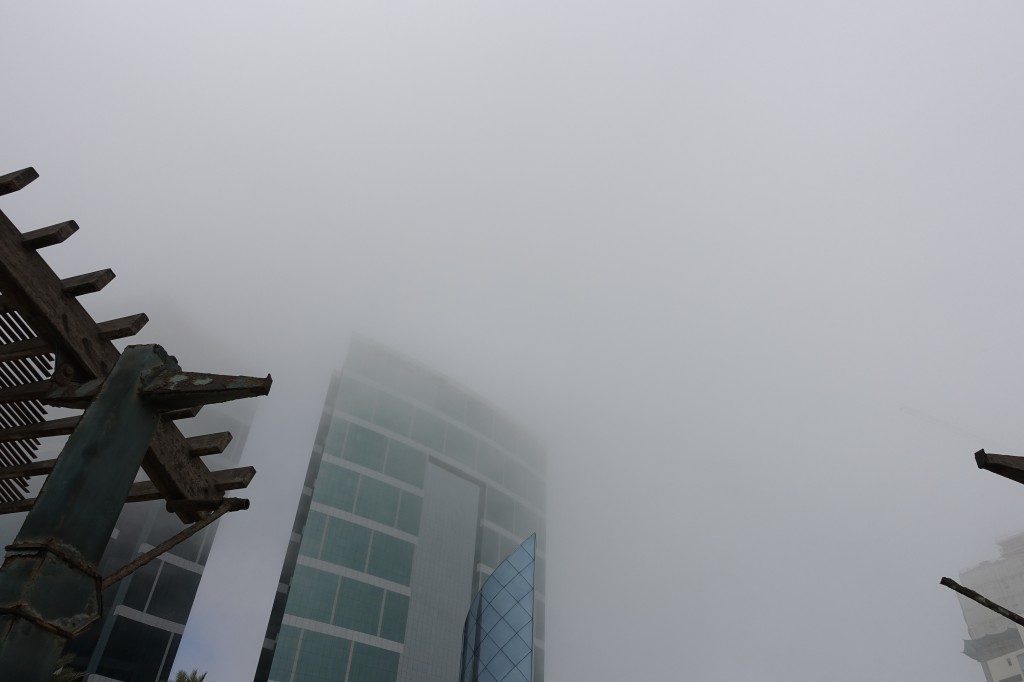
101;498;248;590
0;538;103;639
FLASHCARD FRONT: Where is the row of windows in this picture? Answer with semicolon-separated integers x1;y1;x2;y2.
344;343;544;467
299;511;416;586
323;417;427;489
270;625;400;682
121;557;201;624
336;370;546;483
312;461;423;536
333;376;545;510
284;565;409;643
484;487;544;539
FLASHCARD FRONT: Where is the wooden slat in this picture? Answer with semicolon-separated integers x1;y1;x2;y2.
0;466;257;515
0;200;223;522
186;432;232;457
0;337;47;364
0;416;80;444
0;168;39;197
121;466;256;504
0;380;57;404
60;269;115;296
97;313;149;340
21;221;78;249
0;313;149;363
0;458;57;481
166;498;249;514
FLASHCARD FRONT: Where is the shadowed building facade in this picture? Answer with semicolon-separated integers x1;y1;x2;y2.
255;338;546;682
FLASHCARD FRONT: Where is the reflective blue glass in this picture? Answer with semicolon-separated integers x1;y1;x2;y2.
460;535;536;682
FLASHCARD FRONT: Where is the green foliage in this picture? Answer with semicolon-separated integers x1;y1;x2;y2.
174;670;207;682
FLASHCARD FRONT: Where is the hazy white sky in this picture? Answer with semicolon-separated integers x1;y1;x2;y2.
4;2;1024;680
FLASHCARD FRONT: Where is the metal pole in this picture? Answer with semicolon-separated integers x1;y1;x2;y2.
0;345;174;681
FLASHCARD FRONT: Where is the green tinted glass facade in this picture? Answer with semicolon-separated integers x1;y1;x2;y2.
256;338;546;682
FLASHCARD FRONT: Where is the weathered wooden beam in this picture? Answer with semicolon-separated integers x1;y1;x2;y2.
21;221;78;249
60;269;115;296
166;497;249;514
0;466;254;515
0;337;47;364
0;169;38;197
97;313;149;341
0;208;118;376
0;196;246;523
0;314;148;363
941;577;1024;628
163;405;203;420
0;458;57;481
0;380;57;404
115;466;256;504
0;416;80;444
186;432;232;457
975;450;1024;486
141;370;272;411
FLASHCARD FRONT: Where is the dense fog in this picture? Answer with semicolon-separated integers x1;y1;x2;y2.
4;2;1024;679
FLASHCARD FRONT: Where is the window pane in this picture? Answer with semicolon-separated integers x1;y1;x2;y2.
367;533;415;585
321;517;371;571
268;625;301;681
323;416;348;457
410;409;446;452
336;374;377;421
380;592;409;643
285;565;338;622
147;562;201;623
312;463;360;512
294;631;350;681
480;527;501;568
444;427;479;469
374;392;413;436
476;442;504;485
435;383;466;421
485;488;515;532
355;477;400;526
344;424;388;472
122;559;159;612
384;440;426;488
514;504;541;539
465;397;494;438
299;510;327;558
349;642;400;682
333;578;384;635
396;493;422;535
94;617;170;682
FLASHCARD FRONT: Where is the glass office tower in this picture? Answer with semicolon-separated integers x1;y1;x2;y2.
460;535;537;682
256;338;546;682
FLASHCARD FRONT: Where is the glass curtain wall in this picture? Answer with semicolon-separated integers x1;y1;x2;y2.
460;535;536;682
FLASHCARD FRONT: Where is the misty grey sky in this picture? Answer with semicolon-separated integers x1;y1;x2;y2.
4;1;1024;680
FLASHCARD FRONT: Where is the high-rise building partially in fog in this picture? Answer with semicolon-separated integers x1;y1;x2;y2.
66;403;256;681
255;337;547;682
956;531;1024;682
